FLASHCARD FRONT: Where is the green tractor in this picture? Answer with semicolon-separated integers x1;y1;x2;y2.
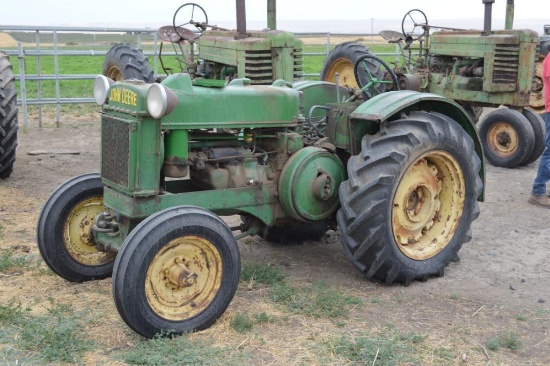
322;0;543;169
38;0;484;338
0;51;17;179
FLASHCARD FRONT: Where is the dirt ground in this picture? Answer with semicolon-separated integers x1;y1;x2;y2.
1;110;550;365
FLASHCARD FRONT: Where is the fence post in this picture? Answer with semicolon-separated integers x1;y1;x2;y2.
35;30;43;127
16;42;28;128
53;31;61;127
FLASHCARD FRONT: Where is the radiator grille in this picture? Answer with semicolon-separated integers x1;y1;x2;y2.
294;48;304;79
493;44;520;84
244;48;304;83
245;50;273;84
101;116;130;188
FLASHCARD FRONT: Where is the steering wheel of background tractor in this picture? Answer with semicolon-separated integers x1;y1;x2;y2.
401;9;428;41
173;3;209;41
353;54;399;99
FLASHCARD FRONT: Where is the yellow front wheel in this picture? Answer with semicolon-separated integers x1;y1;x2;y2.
112;206;240;338
37;173;115;282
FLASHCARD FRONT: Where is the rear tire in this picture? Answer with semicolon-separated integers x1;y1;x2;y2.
0;51;18;179
478;108;535;168
102;43;154;82
320;42;385;96
337;111;482;285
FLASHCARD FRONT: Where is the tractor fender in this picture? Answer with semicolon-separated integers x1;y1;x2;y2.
349;90;485;200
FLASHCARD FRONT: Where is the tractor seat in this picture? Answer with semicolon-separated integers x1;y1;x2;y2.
379;30;405;43
157;25;199;43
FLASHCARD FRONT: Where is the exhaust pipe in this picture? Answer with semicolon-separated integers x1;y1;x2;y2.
505;0;514;30
236;0;247;39
482;0;495;33
267;0;276;30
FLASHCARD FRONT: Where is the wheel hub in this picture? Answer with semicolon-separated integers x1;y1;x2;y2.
392;151;465;260
488;122;519;156
166;258;199;288
146;235;223;321
64;197;116;265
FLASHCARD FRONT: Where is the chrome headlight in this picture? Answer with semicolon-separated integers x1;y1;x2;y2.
147;84;178;119
94;75;114;105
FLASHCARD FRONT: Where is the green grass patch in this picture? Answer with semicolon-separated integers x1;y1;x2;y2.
486;332;522;351
270;280;362;318
0;300;94;364
230;313;254;334
230;311;275;334
0;250;32;273
0;222;4;239
118;333;247;365
321;328;424;365
241;262;285;286
8;41;402;103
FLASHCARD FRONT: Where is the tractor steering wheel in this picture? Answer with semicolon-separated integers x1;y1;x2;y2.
353;54;399;100
401;9;429;41
173;3;209;41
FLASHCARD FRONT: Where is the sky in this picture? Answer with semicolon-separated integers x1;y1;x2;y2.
1;0;548;32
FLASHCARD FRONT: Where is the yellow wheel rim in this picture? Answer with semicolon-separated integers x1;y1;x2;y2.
486;122;519;157
392;151;465;260
63;196;116;265
146;235;223;321
106;66;123;81
323;58;360;89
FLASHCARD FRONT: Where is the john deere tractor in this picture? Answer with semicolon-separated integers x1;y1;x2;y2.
322;0;544;169
0;51;17;179
38;0;484;338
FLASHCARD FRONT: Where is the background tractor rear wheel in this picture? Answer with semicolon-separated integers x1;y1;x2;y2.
112;206;240;338
102;43;154;82
0;51;18;179
529;59;545;114
337;111;482;285
320;42;385;97
37;173;116;282
478;108;535;168
520;108;546;166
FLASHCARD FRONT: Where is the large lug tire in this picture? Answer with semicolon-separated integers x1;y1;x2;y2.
0;51;18;179
112;206;240;338
337;111;482;285
102;43;155;82
520;108;546;166
478;108;535;168
37;173;116;282
320;42;385;96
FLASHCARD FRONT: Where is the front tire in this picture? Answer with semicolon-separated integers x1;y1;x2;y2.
112;206;240;338
37;173;116;282
520;108;546;165
337;111;482;285
478;108;535;168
